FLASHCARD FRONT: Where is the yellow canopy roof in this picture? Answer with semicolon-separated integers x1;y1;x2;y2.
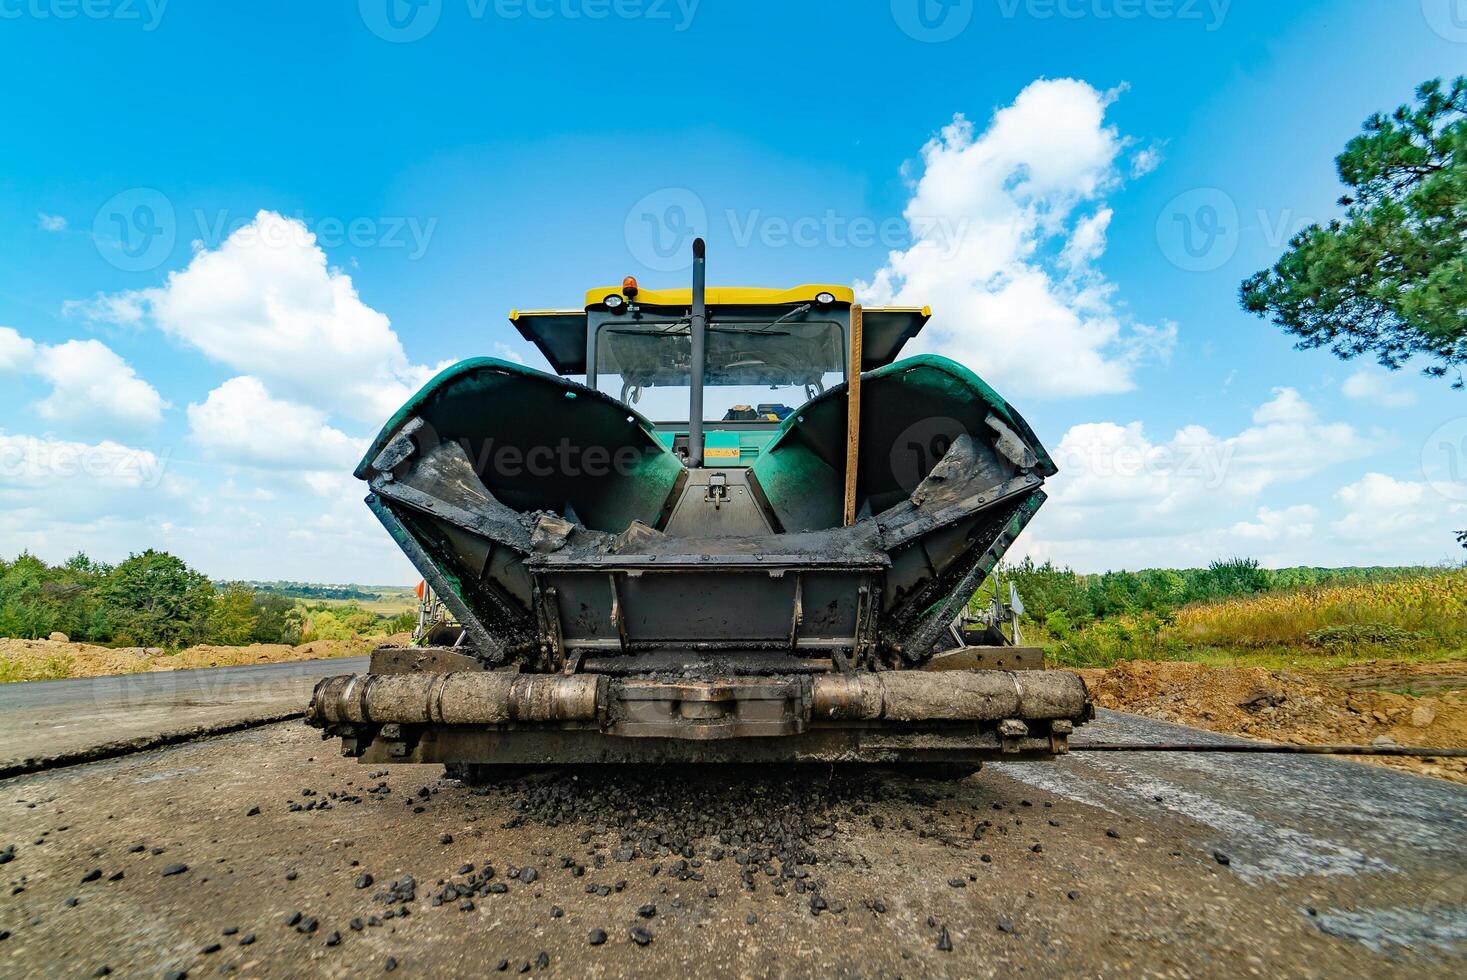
583;284;854;309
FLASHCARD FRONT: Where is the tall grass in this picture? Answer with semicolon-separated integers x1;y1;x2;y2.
1029;568;1467;668
1173;570;1467;649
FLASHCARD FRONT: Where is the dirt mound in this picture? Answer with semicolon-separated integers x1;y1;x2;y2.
0;634;409;683
1079;660;1467;786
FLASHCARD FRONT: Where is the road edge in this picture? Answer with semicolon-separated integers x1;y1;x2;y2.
0;711;304;781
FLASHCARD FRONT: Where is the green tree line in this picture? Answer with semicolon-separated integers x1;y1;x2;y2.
0;550;415;650
996;557;1444;628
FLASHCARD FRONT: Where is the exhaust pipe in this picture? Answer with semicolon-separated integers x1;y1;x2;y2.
687;237;707;467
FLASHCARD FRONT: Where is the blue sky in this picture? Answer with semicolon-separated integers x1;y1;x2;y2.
0;0;1463;583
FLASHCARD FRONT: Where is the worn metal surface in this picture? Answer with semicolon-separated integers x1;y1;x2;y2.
660;468;776;536
810;670;1088;722
369;645;485;675
309;663;1088;763
355;725;1064;766
922;646;1046;672
308;672;605;726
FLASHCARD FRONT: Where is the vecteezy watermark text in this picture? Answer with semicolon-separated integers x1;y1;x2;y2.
624;188;969;272
1155;187;1320;273
890;0;1229;42
358;0;699;43
994;0;1231;30
92;189;439;272
192;209;437;259
0;439;169;490
0;0;167;30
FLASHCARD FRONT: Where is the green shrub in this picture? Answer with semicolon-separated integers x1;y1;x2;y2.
1306;624;1429;648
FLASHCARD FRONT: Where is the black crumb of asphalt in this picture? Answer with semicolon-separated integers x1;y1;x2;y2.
629;926;654;946
588;928;607;945
1214;851;1232;866
160;863;187;877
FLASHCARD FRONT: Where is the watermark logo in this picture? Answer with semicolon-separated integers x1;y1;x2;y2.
1423;0;1467;42
91;192;439;272
891;0;974;42
624;190;969;272
1156;187;1239;272
1422;418;1467;502
92;188;176;273
0;0;169;31
0;438;170;491
359;0;699;42
993;0;1231;31
192;209;438;260
890;417;969;492
1057;438;1235;489
359;0;442;42
625;188;708;273
492;0;699;29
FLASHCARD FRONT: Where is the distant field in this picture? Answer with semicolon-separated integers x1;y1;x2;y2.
1036;567;1467;671
249;582;417;617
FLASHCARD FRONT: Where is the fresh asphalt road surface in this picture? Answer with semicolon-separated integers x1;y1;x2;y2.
0;657;369;770
0;663;1464;976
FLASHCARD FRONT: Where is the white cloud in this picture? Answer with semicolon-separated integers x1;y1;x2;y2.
187;376;363;472
1250;386;1314;425
38;213;67;232
1229;505;1318;543
1023;389;1380;567
1332;473;1456;543
0;328;167;432
71;210;431;424
0;431;191;534
1341;368;1418;408
32;339;169;429
0;327;38;372
1130;145;1164;177
856;78;1170;397
492;341;527;365
1061;207;1111;270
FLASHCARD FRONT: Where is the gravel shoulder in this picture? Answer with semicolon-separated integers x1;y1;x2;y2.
2;718;1464;978
0;657;368;775
1080;659;1467;784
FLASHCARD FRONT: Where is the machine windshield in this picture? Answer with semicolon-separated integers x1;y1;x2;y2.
594;318;845;421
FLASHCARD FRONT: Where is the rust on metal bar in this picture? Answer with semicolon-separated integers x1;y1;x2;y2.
308;672;605;726
843;303;864;526
811;670;1087;722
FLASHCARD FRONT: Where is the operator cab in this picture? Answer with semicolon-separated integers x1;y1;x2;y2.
510;282;931;466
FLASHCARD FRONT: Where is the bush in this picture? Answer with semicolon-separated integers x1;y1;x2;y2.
207;584;259;646
1044;613;1184;668
1306;624;1428;648
250;593;303;645
97;551;215;650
